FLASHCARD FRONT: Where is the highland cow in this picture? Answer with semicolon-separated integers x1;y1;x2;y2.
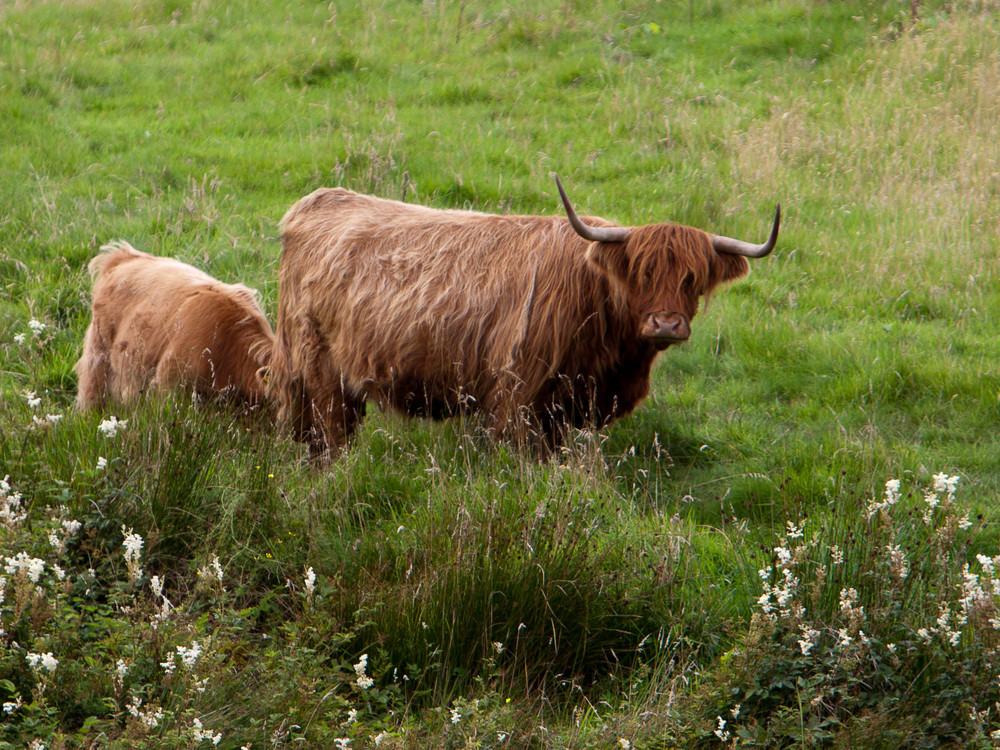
75;241;274;409
269;176;779;454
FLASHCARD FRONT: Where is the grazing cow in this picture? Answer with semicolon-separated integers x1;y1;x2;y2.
75;241;274;410
269;177;779;454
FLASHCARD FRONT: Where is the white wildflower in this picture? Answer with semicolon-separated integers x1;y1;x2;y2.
304;566;316;597
96;456;108;471
127;697;164;728
450;705;462;724
121;526;144;582
191;718;223;745
714;716;730;742
839;588;859;614
493;641;504;654
177;641;202;669
829;545;844;565
785;521;804;539
26;652;58;673
932;472;959;498
374;732;389;746
150;575;163;600
865;479;903;519
198;555;224;584
25;391;41;409
884;479;901;503
836;629;853;649
619;739;631;749
334;740;351;750
5;552;46;583
3;695;24;714
62;519;82;536
354;653;374;690
115;659;129;685
936;605;952;631
887;544;909;581
49;531;66;555
798;626;820;656
14;333;26;345
1;482;26;528
28;740;46;750
28;318;46;336
98;416;127;438
774;546;791;566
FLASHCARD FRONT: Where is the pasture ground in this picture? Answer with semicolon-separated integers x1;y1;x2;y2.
1;0;999;747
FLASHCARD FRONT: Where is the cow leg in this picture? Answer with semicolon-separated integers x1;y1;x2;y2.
302;374;366;459
74;323;110;410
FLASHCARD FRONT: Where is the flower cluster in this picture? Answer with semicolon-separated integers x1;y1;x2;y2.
864;479;901;520
23;391;63;428
149;575;174;626
1;476;27;529
756;538;805;621
922;472;967;527
304;566;316;598
13;318;47;346
99;416;127;438
5;552;46;584
162;641;203;674
46;506;83;556
26;651;59;674
127;696;164;728
191;717;223;745
354;653;374;690
121;526;144;582
197;555;224;588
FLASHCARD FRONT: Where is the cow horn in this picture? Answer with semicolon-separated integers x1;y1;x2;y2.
555;175;631;244
710;203;781;259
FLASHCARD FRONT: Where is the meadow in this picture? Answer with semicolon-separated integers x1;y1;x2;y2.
2;0;999;747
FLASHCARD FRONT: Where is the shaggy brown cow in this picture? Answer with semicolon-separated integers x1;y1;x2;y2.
75;241;274;409
269;177;779;454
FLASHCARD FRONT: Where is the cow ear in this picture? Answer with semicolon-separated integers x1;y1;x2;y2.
718;254;751;284
585;242;630;284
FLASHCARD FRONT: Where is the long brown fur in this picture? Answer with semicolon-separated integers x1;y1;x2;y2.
269;188;752;453
75;241;274;410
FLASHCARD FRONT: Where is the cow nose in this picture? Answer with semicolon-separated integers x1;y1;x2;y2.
641;312;691;346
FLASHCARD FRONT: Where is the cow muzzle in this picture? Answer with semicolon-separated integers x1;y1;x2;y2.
641;312;691;348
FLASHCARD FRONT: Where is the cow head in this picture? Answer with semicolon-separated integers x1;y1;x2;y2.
556;176;779;350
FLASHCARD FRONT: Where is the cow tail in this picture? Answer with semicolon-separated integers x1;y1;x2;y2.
266;321;294;427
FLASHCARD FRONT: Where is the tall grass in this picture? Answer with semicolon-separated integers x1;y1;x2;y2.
2;0;999;747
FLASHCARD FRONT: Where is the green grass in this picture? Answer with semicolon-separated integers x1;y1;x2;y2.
2;0;1000;747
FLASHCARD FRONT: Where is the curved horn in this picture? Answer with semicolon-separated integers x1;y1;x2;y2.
710;203;781;259
555;175;631;244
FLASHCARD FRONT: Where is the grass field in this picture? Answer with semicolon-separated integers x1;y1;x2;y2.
2;0;1000;747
